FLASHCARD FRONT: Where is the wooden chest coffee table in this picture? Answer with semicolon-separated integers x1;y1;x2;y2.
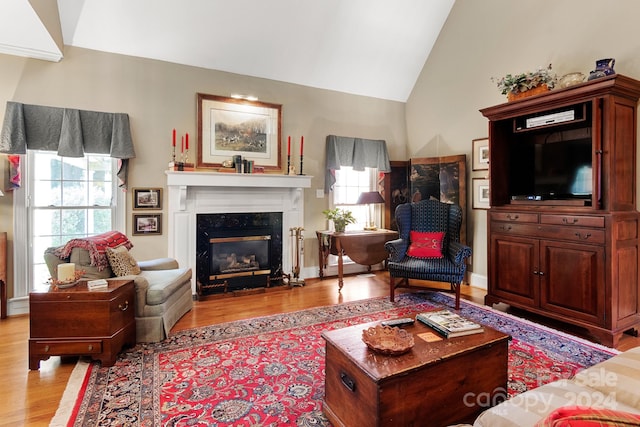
29;279;136;370
321;314;510;427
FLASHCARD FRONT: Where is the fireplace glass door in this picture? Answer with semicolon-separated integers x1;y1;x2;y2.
210;235;271;278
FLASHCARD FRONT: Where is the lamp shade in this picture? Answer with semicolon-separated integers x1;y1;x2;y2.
356;191;385;205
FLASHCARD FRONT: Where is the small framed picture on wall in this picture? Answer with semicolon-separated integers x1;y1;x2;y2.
133;213;162;235
472;138;489;171
133;188;162;210
472;178;490;209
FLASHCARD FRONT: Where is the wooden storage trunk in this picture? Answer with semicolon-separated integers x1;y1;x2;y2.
322;316;510;427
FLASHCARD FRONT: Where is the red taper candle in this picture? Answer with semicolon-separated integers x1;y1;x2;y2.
172;129;176;147
185;133;189;150
300;136;304;156
287;136;291;156
181;136;184;153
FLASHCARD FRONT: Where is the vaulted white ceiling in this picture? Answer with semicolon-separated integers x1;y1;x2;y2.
0;0;454;102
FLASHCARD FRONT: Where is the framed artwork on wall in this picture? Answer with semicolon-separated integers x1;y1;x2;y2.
197;93;282;171
410;154;467;244
132;188;162;210
472;178;490;209
133;213;162;236
472;137;489;171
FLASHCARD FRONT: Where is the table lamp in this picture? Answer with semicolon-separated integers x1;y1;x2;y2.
356;191;385;230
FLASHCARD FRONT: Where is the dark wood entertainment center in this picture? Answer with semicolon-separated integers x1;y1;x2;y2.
480;74;640;348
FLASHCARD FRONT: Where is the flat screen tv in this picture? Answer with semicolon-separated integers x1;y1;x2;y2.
509;135;592;202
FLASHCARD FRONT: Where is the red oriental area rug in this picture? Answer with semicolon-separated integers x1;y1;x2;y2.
57;292;618;426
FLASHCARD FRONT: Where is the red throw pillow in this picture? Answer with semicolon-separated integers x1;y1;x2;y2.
534;406;640;427
407;231;445;259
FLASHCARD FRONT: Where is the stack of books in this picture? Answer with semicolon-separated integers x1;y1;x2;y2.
416;309;484;338
87;279;109;291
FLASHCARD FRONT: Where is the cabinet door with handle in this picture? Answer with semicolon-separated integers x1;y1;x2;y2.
539;240;605;325
489;234;539;306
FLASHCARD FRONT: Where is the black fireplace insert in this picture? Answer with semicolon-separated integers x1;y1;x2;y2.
196;212;283;296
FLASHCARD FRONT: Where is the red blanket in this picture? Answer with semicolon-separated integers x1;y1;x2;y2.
54;231;132;271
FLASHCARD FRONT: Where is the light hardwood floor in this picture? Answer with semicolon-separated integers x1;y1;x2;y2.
2;272;639;426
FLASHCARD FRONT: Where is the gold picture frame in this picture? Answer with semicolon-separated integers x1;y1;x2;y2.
197;93;282;171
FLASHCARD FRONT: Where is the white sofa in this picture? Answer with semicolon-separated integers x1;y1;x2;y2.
461;346;640;426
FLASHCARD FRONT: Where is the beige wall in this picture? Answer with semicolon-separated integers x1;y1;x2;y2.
407;0;640;282
0;46;407;294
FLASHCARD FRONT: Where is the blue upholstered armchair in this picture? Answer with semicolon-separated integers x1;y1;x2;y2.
384;199;472;310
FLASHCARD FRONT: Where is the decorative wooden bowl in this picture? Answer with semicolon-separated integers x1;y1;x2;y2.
362;325;415;356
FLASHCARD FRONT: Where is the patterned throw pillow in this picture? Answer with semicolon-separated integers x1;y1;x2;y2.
106;245;141;276
534;406;640;426
407;231;445;259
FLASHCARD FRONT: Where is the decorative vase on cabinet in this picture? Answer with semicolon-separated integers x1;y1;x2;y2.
588;58;615;81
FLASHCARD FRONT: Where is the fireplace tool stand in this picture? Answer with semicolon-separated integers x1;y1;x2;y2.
289;227;305;287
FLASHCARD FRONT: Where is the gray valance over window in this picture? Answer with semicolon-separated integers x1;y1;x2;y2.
325;134;391;191
0;101;136;186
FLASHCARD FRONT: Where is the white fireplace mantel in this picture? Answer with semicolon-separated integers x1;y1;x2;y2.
166;171;312;295
166;170;312;188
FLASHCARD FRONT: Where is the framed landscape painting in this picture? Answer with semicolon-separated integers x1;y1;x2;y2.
132;188;162;210
133;213;162;235
197;93;282;171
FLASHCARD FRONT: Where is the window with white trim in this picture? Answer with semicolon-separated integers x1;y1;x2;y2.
331;167;376;231
25;151;124;292
327;167;383;269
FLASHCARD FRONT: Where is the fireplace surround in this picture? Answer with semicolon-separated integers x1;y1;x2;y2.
166;171;312;296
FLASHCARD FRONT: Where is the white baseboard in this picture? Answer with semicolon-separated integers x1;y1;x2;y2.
302;262;382;280
468;272;487;290
8;296;29;316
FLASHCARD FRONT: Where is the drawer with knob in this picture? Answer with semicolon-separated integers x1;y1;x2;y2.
31;339;103;355
491;221;605;244
540;214;605;228
490;212;539;223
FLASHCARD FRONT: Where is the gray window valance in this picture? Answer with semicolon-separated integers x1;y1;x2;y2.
0;101;135;186
325;134;391;191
